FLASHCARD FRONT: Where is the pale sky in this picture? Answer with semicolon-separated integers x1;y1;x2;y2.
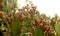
17;0;60;17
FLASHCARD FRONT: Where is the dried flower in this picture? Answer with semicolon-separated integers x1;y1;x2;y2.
5;16;12;24
25;4;30;11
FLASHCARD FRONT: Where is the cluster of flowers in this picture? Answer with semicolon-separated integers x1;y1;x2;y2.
30;16;57;36
0;4;59;36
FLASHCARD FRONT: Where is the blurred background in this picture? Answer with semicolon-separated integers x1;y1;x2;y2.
17;0;60;17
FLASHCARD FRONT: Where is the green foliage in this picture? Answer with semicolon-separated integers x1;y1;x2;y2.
32;26;44;36
50;19;55;29
4;0;17;14
55;23;60;36
11;19;22;36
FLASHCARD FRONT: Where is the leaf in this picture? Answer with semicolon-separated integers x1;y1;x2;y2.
32;27;44;36
50;19;55;29
55;23;60;36
11;19;22;36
